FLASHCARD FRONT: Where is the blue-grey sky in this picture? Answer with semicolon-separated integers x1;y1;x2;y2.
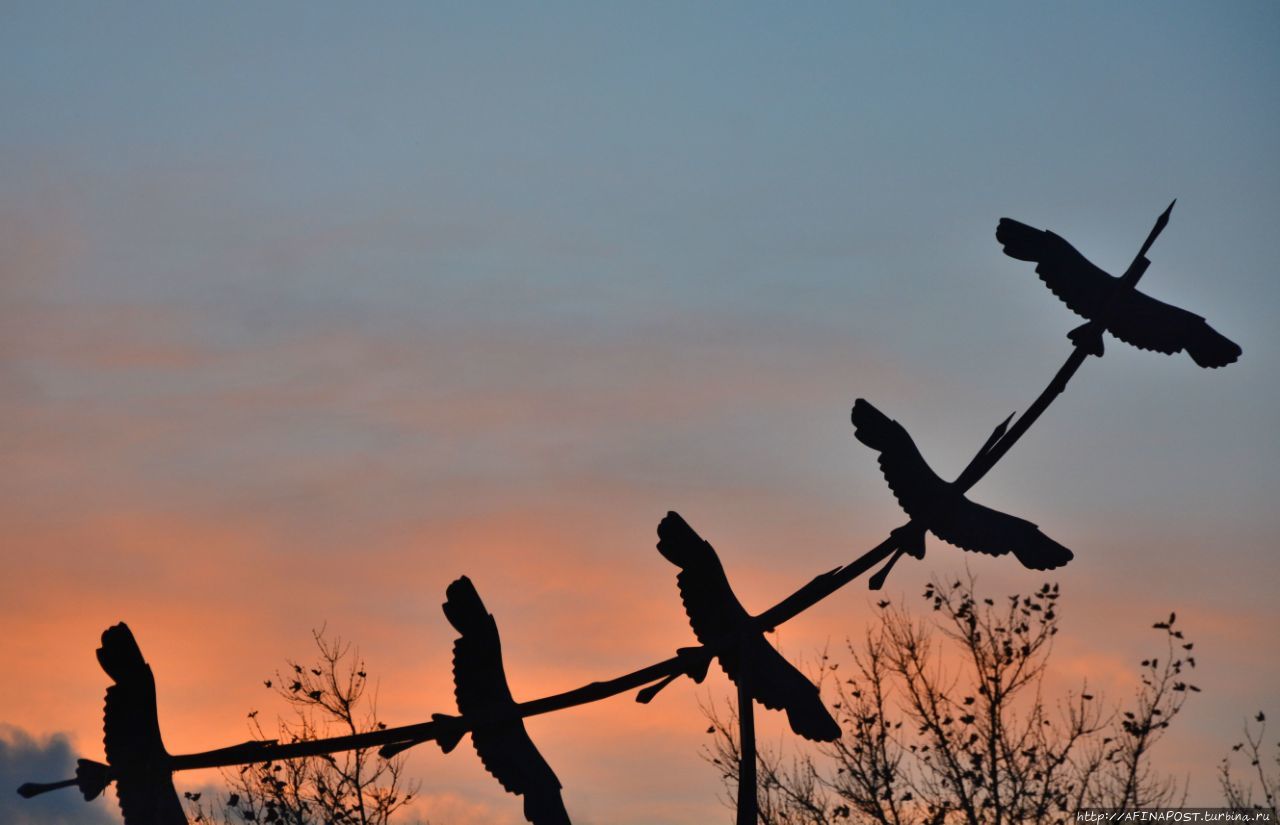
2;3;1277;823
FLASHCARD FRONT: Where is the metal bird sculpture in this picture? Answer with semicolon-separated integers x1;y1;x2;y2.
852;399;1073;571
653;512;841;742
18;623;187;824
427;576;572;825
96;623;187;825
996;209;1241;368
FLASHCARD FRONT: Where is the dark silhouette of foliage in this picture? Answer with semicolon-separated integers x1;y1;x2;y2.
1221;711;1277;818
187;628;420;825
704;576;1197;824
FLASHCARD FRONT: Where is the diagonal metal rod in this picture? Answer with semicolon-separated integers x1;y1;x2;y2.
21;203;1175;789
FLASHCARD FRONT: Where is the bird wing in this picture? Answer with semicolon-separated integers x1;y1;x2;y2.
97;624;187;825
656;513;839;742
443;577;570;825
929;497;1074;571
112;769;187;825
730;635;841;742
996;218;1111;319
656;512;750;646
1109;289;1242;367
850;399;945;519
997;218;1241;368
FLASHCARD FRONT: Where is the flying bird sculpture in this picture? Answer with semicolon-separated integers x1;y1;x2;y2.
16;624;188;824
96;623;187;825
852;399;1073;571
654;512;841;742
995;212;1241;368
421;576;572;825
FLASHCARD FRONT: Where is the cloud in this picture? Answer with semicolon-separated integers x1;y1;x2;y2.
0;725;118;825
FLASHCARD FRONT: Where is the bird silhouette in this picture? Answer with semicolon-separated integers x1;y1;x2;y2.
996;216;1240;368
852;399;1073;571
656;512;841;742
93;623;187;825
436;576;571;825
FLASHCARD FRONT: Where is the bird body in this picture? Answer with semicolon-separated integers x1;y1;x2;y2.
657;512;841;742
852;399;1073;571
96;623;188;825
996;218;1241;368
443;576;572;825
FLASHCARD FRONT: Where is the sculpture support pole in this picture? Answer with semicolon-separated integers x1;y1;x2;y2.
735;636;758;825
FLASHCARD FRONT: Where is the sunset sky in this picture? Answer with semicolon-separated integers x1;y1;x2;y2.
2;3;1278;824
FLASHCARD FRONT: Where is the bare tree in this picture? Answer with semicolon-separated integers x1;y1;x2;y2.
187;628;421;825
704;575;1197;824
1220;711;1277;818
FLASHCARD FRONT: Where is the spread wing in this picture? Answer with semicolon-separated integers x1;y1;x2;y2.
656;513;840;742
996;218;1111;320
997;218;1240;368
656;511;750;645
1109;290;1241;367
851;399;945;519
734;635;842;742
443;577;571;825
97;624;187;825
930;497;1074;571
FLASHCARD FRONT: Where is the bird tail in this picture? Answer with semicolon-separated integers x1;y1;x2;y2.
786;703;842;743
747;638;842;742
1012;537;1074;571
890;524;927;560
96;624;148;685
432;713;466;755
523;790;573;825
1186;321;1242;369
995;218;1046;262
75;759;112;801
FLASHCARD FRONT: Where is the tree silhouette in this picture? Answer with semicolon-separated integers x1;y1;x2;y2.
186;629;420;825
704;576;1198;824
1220;711;1278;818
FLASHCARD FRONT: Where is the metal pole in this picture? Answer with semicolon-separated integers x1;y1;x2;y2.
735;636;758;825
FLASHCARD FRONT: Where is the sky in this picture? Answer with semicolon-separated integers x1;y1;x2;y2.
2;2;1278;823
